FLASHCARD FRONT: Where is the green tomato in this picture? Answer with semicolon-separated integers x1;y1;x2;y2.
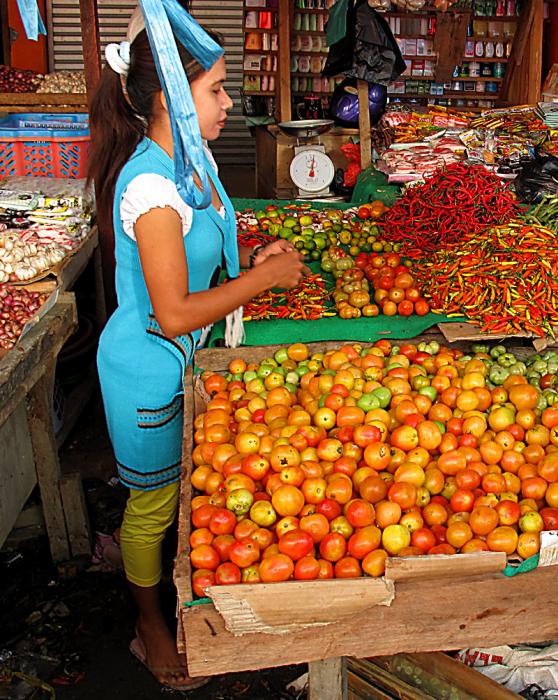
274;348;289;364
490;344;507;358
243;370;257;383
285;382;298;394
537;394;548;411
489;365;510;385
471;343;490;355
372;386;391;408
256;363;274;379
497;353;517;368
433;420;446;434
357;393;381;412
543;389;558;406
508;361;527;375
418;386;438;402
226;488;253;516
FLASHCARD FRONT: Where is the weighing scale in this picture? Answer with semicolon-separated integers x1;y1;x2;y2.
277;119;342;200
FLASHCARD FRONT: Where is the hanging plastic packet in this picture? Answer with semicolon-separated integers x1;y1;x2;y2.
138;0;222;211
15;0;46;41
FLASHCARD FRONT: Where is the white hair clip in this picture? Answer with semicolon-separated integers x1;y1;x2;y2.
105;41;131;76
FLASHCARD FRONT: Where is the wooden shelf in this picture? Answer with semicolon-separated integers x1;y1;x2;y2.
291;50;329;56
244;48;277;54
242;27;278;33
292;90;334;96
244;70;277;75
293;30;327;36
243;90;276;96
294;8;329;13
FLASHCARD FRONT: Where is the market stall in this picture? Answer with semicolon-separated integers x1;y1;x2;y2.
0;176;100;559
175;338;558;698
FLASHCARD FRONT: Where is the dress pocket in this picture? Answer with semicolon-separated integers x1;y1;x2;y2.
137;394;183;430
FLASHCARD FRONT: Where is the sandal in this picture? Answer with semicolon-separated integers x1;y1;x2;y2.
129;636;209;692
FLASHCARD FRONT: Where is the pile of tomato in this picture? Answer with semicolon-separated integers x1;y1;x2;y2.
188;341;558;594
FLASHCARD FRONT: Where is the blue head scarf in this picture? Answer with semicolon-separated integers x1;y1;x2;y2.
138;0;224;211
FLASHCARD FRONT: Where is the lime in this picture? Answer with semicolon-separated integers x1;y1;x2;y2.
279;227;293;239
311;250;321;260
283;217;298;229
299;215;313;227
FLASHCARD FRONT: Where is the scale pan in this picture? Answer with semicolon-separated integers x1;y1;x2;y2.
277;119;334;138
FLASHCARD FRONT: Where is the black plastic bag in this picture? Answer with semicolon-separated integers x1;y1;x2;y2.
323;0;405;86
515;155;558;203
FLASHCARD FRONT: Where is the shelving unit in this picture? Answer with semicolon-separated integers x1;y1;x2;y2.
242;1;279;120
387;4;519;109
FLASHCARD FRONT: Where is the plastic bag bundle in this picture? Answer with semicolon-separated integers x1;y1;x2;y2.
139;0;223;210
15;0;46;41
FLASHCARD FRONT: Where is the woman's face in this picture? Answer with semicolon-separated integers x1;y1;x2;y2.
190;56;233;141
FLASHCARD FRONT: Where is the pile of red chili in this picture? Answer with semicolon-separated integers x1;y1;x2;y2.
382;163;523;257
415;221;558;337
243;274;332;321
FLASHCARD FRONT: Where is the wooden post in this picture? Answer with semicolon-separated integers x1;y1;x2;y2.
308;657;348;700
79;0;117;315
357;80;371;171
60;473;92;557
79;0;101;105
26;365;71;562
278;0;292;122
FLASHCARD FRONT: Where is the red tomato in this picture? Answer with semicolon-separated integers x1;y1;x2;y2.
229;539;260;568
319;532;347;562
209;508;237;535
540;507;558;530
278;528;314;561
214;562;241;585
411;527;436;553
316;498;342;521
259;553;294;582
334;556;362;578
212;534;235;562
357;206;371;220
192;569;215;597
294;555;321;580
450;488;475;513
398;300;414;317
190;544;220;571
414;298;430;316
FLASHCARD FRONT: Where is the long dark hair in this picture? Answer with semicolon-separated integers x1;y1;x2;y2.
88;28;222;225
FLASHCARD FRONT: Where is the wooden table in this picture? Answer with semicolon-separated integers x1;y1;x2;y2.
0;294;90;561
175;340;558;699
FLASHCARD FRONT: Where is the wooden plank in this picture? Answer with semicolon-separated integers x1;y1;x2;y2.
26;364;70;562
0;92;87;105
0;402;36;548
181;564;558;676
194;331;448;372
277;0;291;122
0;294;77;428
357;80;371;171
348;671;393;700
348;659;432;700
205;578;394;635
385;652;521;700
385;551;506;582
308;658;347;700
60;472;92;557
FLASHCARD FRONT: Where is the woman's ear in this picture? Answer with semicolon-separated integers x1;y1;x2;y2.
158;90;168;113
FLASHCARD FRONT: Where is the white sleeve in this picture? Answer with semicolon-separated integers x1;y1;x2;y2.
120;173;193;240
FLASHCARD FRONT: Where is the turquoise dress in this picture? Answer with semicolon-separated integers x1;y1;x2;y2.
97;138;239;490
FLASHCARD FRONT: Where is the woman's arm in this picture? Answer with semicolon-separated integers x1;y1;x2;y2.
238;239;295;269
136;206;307;338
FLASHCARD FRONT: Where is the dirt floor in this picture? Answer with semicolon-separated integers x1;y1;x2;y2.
0;391;306;700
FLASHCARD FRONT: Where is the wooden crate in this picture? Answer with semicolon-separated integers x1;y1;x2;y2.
175;339;558;679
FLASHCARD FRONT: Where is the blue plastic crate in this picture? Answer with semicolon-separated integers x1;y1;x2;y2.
0;112;89;138
0;113;90;178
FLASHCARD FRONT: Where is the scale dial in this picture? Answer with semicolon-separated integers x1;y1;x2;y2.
290;148;335;193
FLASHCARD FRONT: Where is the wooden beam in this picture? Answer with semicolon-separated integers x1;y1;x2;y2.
181;565;558;676
79;0;101;107
60;472;92;557
277;0;291;122
26;365;70;562
357;80;371;171
309;658;347;700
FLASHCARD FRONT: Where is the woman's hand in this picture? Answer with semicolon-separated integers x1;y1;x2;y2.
259;250;310;289
252;239;295;266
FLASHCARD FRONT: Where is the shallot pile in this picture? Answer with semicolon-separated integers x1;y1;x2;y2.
0;286;46;350
0;65;42;93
